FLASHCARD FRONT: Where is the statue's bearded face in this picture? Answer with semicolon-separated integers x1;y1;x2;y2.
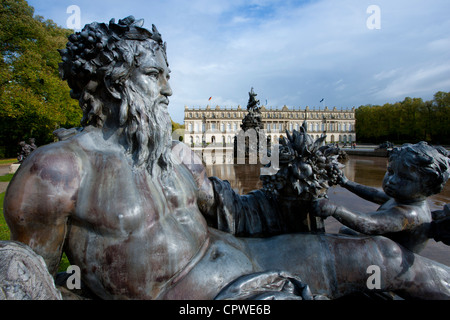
59;18;174;174
119;41;173;173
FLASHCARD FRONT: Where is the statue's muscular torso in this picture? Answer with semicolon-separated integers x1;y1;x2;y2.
5;128;210;299
8;128;448;300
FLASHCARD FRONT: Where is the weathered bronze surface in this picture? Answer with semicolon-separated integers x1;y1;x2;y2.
3;16;450;300
312;142;450;254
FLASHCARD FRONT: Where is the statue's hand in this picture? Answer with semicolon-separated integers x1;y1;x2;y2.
332;163;348;186
311;198;336;219
338;174;349;186
214;270;329;300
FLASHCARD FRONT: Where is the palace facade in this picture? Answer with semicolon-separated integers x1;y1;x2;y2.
184;105;356;147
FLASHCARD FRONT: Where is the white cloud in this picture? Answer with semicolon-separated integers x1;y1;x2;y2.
374;64;450;101
373;69;400;81
27;0;450;122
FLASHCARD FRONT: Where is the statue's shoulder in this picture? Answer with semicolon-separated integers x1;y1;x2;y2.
171;140;193;158
19;140;83;179
53;127;98;150
5;137;85;200
53;126;120;154
171;140;203;163
17;128;99;178
171;140;205;175
53;127;83;141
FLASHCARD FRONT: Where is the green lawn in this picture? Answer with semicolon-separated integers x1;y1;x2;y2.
0;173;13;242
0;192;9;241
0;174;14;182
0;159;16;165
0;173;70;272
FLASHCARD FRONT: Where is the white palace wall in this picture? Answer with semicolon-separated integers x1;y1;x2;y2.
183;105;356;148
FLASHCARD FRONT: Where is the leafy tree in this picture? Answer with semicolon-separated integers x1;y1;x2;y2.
432;91;450;143
171;119;185;132
355;91;450;145
171;119;185;141
0;0;81;158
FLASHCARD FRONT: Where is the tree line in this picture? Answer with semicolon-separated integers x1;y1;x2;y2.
0;0;81;158
0;0;186;158
355;91;450;145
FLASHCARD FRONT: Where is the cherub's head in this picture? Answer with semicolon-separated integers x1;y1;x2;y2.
383;142;450;201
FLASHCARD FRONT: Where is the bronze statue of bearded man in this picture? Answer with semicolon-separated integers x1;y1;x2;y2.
4;16;450;300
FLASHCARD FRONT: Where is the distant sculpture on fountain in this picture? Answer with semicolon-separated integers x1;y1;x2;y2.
234;87;270;163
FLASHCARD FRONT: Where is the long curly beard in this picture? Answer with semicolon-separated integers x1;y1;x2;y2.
120;81;173;175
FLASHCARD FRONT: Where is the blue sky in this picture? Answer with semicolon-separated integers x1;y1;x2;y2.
28;0;450;123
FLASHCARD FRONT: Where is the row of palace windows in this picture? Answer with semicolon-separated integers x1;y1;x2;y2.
186;122;354;133
185;112;354;120
188;134;355;145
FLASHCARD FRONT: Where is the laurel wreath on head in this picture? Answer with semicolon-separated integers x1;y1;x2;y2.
58;16;166;101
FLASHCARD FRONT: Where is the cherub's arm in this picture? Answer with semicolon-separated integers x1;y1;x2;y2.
338;172;390;205
312;199;417;235
430;204;450;245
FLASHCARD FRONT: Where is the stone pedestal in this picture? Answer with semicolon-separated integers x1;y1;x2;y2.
0;241;62;300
